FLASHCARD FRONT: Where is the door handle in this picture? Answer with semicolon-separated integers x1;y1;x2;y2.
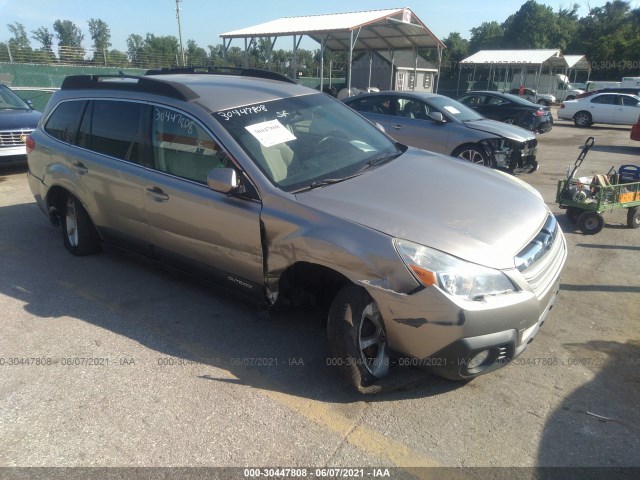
146;187;169;202
392;124;404;130
71;161;88;175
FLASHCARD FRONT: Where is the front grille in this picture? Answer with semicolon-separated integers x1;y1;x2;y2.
515;214;566;299
0;129;33;147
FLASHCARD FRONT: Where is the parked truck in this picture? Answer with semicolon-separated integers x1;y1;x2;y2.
585;76;640;92
511;73;584;102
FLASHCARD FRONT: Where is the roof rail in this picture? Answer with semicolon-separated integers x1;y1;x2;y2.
60;74;199;101
144;66;297;84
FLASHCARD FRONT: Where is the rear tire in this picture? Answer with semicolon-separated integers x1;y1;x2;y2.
627;207;640;229
327;284;390;394
62;194;101;256
573;111;592;127
577;211;604;235
566;207;582;224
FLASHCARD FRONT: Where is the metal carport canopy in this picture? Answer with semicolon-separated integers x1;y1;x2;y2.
220;8;445;93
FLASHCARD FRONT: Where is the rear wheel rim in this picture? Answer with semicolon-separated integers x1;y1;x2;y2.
576;113;590;126
65;199;79;247
358;303;389;378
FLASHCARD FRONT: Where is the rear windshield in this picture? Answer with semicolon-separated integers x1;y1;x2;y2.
426;96;484;122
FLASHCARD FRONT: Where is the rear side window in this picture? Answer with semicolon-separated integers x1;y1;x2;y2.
591;95;616;105
44;100;86;143
78;100;145;163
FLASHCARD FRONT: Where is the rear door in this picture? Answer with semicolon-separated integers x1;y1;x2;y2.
344;95;392;132
386;96;450;153
45;99;153;253
615;95;640;124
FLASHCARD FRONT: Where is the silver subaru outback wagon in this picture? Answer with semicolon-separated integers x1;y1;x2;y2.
27;69;566;393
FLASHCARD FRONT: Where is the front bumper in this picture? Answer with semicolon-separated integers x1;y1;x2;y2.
424;280;559;380
361;223;566;381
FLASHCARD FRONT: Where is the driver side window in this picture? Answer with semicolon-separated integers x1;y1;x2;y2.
152;106;229;184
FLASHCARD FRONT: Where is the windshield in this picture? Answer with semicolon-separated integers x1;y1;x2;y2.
0;85;30;110
426;96;485;122
214;93;401;193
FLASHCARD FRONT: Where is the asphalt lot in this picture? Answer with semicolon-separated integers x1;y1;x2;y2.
0;111;639;478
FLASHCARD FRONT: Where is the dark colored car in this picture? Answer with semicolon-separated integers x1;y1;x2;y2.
458;91;553;134
343;90;539;174
0;84;43;165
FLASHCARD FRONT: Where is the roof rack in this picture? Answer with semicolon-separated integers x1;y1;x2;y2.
60;74;199;101
144;66;297;84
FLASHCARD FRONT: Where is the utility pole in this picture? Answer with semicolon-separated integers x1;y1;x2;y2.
175;0;185;67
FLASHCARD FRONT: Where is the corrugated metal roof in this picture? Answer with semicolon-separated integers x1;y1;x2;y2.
221;9;404;37
564;55;591;71
460;49;567;67
220;8;445;51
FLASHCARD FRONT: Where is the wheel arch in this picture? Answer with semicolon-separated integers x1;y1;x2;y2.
276;261;352;310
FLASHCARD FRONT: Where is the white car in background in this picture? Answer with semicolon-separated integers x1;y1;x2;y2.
558;92;640;127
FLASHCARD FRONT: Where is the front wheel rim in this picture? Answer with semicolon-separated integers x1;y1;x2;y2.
65;199;79;247
458;149;485;165
358;303;389;378
583;217;599;230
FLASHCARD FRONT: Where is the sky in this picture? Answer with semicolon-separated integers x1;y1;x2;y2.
0;0;633;53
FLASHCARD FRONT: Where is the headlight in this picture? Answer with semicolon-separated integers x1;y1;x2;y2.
394;239;516;301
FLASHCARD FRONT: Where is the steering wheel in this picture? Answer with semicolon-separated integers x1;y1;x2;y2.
315;129;349;154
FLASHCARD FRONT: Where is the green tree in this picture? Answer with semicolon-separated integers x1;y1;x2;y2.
143;34;179;67
106;49;130;67
126;34;145;66
469;21;504;52
502;1;557;48
88;18;111;63
53;19;84;62
7;22;32;61
31;27;55;52
570;1;636;78
186;39;209;66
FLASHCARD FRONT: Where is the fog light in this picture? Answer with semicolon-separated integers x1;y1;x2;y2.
467;350;490;369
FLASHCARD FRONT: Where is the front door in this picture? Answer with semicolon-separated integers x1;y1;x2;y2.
143;105;264;298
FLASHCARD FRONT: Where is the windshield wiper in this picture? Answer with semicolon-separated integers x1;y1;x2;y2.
292;177;355;193
357;152;402;172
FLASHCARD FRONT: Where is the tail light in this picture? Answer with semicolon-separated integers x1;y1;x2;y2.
535;110;544;117
26;135;35;155
560;104;565;109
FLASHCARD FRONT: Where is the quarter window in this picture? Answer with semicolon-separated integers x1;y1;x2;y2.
44;100;86;144
151;106;229;183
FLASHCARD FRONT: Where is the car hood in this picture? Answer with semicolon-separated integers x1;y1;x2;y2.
0;109;42;130
295;148;548;270
462;119;535;142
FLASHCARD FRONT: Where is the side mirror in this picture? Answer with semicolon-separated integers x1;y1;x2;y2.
207;168;240;193
428;111;445;123
26;99;34;109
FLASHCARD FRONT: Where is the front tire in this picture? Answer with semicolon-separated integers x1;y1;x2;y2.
62;195;101;256
452;144;494;168
327;284;390;394
573;111;592;127
577;211;604;235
